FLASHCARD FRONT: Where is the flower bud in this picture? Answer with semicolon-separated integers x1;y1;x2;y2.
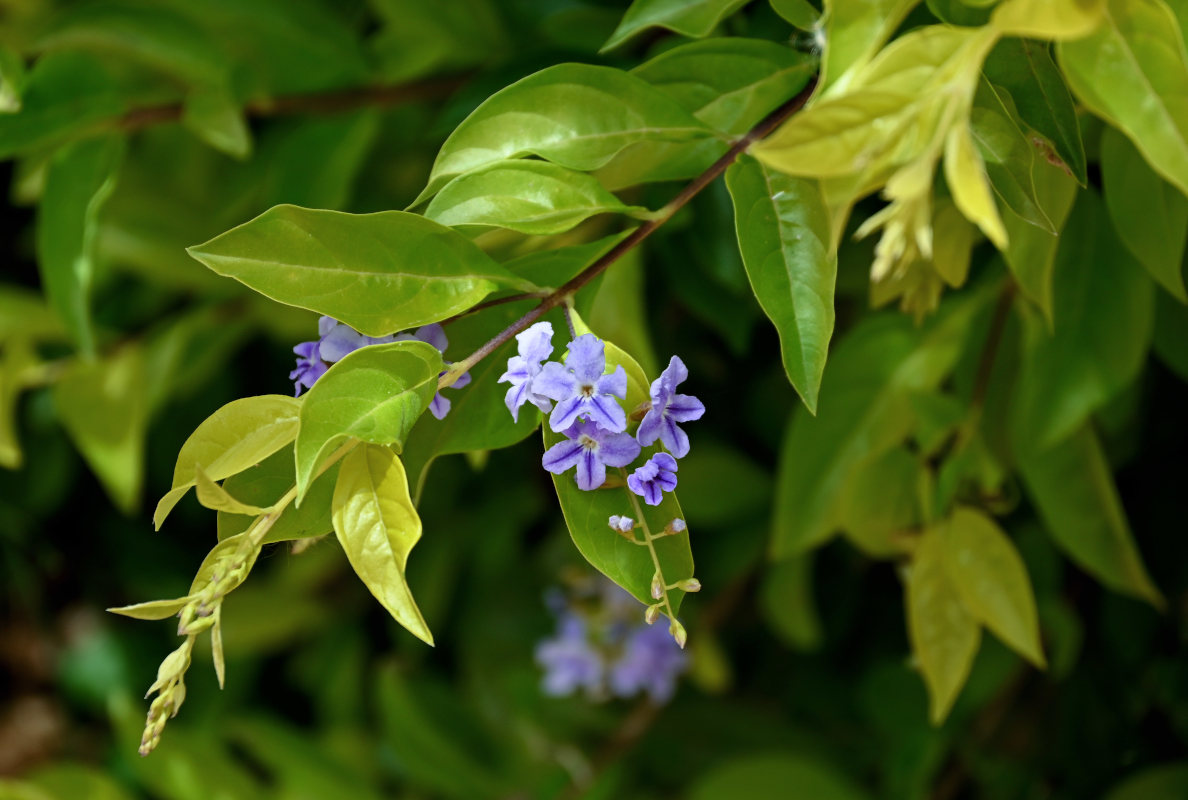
669;619;688;649
650;573;664;600
679;578;701;593
644;604;661;625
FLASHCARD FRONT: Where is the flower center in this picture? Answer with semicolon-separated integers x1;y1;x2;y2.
578;435;598;450
579;383;595;398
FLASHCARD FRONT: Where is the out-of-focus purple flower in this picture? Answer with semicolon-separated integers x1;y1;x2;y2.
535;613;604;697
542;419;641;491
536;579;688;702
535;334;628;433
398;323;469;420
627;453;678;506
498;322;555;422
637;356;705;458
608;623;688;702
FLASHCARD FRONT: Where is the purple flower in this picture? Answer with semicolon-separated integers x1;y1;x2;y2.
319;316;396;361
289;340;328;395
535;613;604;696
637;356;705;458
535;334;628;433
627;453;678;506
497;322;555;422
608;623;688;702
398;323;470;420
542;419;641;491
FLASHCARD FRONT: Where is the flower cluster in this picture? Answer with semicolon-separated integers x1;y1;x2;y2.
498;322;704;505
535;578;688;703
290;316;469;418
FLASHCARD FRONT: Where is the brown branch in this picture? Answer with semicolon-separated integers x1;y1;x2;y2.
442;75;818;386
116;74;471;132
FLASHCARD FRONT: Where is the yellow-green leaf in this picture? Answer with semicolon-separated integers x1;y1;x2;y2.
821;0;919;94
1002;159;1078;324
907;528;981;724
107;596;189;621
194;465;269;516
992;0;1105;39
939;507;1046;668
1058;0;1188;196
331;443;432;645
154;394;301;529
944;122;1007;249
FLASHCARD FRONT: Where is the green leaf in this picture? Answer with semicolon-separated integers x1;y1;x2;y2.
1002;159;1078;323
839;446;921;557
400;340;541;503
260;111;379;210
907;527;981;724
633;38;818;135
188;205;531;337
690;753;871;800
1058;0;1188;196
182;83;251;159
38;1;229;86
154;394;301;528
944;122;1008;249
770;0;821;28
332;443;433;644
1011;191;1154;450
0;286;65;341
971;82;1054;233
1018;425;1163;607
927;0;993;25
416;63;712;203
0;338;36;469
424;160;648;235
751;91;914;178
1154;289;1188;380
54;345;147;514
602;0;750;52
991;0;1105;39
216;446;339;544
983;37;1087;185
194;466;269;516
726;155;835;413
36;134;124;356
585;247;659;377
107;596;189;621
0;44;25;113
821;0;918;93
543;335;694;611
1104;763;1188;800
503;230;635;289
1101;125;1188;302
772;292;988;557
760;557;823;650
295;341;442;503
939;507;1045;667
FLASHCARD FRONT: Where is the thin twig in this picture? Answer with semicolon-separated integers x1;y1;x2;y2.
115;74;471;132
440;76;818;387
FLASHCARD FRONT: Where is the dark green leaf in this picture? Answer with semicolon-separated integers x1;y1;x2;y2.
1012;191;1154;450
690;753;870;800
1002;159;1078;323
416;63;712;202
188;205;533;337
601;0;751;52
1018;425;1163;608
727;155;835;412
971;81;1054;233
36;134;124;356
1101;125;1188;302
760;557;823;650
181;84;251;159
217;446;338;544
983;37;1087;184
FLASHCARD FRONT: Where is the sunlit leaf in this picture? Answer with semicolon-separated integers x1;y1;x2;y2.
294;341;441;502
194;465;269;516
1058;0;1188;196
188;205;532;337
944;122;1007;249
821;0;919;93
991;0;1104;39
939;507;1046;667
154;394;301;528
907;528;981;724
332;443;433;644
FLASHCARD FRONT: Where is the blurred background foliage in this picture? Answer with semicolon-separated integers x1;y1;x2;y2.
1;0;1187;798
